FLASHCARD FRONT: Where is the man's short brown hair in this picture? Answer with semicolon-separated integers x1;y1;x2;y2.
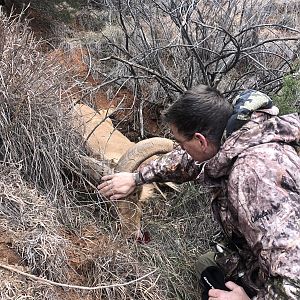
163;85;233;146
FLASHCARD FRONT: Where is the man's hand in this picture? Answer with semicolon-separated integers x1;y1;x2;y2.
208;281;250;300
97;172;136;200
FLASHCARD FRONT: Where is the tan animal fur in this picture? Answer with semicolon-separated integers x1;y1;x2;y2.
72;103;174;236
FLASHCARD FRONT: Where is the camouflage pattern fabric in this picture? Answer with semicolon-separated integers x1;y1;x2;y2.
225;90;274;137
138;145;201;184
138;91;300;299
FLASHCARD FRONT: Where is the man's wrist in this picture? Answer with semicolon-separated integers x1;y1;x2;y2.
133;172;144;186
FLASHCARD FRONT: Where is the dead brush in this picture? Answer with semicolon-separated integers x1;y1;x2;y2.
0;274;57;300
0;10;86;213
0;164;70;283
0;11;93;298
0;10;219;300
77;183;218;300
137;182;219;300
79;245;163;300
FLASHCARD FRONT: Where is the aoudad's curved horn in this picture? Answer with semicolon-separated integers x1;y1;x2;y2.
115;137;174;172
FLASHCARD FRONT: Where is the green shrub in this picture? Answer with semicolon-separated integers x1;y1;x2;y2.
273;75;300;114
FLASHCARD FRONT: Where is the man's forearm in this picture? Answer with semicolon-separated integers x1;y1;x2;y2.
138;147;201;184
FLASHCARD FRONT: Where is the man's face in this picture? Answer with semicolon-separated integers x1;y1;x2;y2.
170;124;217;163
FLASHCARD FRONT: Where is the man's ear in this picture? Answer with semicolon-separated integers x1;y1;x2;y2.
194;132;208;149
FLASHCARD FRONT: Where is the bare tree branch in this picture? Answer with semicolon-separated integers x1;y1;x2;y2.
99;55;184;93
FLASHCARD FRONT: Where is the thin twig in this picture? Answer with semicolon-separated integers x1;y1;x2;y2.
99;55;184;93
0;262;157;291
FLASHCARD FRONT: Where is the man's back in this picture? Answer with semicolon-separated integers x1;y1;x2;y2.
207;112;300;299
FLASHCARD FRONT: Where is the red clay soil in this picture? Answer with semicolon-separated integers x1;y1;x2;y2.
0;226;123;300
47;47;162;140
63;224;123;280
0;230;23;266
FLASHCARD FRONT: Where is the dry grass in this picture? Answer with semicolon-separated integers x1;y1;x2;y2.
140;183;218;299
0;164;70;284
0;12;75;183
0;163;217;299
0;11;218;300
0;10;91;225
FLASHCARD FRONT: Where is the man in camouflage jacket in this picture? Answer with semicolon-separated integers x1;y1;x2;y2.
99;85;300;299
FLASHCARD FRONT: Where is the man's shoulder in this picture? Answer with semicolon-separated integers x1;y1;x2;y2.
231;140;299;170
228;141;299;207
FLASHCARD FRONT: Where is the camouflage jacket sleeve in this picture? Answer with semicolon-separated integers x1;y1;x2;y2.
138;146;202;184
227;143;300;300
